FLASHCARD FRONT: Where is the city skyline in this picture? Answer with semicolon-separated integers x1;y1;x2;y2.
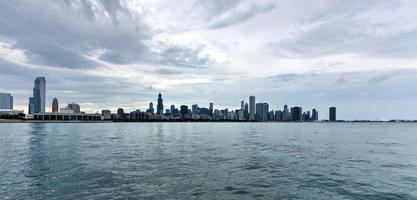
10;76;326;122
1;1;417;120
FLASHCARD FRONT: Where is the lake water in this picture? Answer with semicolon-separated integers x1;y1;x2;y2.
1;122;417;199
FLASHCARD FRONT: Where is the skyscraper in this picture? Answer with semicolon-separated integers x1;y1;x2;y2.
255;103;269;121
312;109;318;121
0;93;13;110
249;96;255;121
157;92;163;115
192;104;199;113
52;98;59;112
329;107;336;121
240;100;244;110
180;105;188;119
291;106;303;121
209;103;213;116
28;77;46;114
244;103;249;121
68;103;80;113
148;102;154;114
117;108;124;120
170;105;175;116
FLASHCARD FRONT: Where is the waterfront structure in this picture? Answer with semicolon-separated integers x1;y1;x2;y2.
28;77;46;114
68;103;81;113
249;96;255;120
29;112;102;121
52;98;59;112
157;92;163;115
255;103;269;122
329;107;336;121
241;100;244;110
0;93;13;110
0;109;24;120
209;103;213;116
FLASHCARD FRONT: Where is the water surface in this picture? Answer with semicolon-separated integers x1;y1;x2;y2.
1;123;417;199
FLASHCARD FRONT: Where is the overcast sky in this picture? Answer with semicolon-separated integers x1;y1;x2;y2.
1;0;417;120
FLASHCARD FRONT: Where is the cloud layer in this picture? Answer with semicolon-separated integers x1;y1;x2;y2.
1;0;417;120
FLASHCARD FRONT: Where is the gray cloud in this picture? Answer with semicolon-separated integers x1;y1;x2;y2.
1;0;417;119
208;1;276;29
266;0;417;58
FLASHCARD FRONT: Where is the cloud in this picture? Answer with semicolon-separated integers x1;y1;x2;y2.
265;0;417;59
208;1;276;29
1;0;417;119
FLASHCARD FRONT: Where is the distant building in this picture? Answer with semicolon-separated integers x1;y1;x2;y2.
209;103;213;116
68;103;80;113
249;96;255;120
291;106;303;121
255;103;269;121
117;108;124;120
244;103;249;121
148;102;154;114
60;107;74;113
282;105;290;121
329;107;336;121
312;109;318;121
192;104;199;113
0;93;13;110
180;105;188;119
101;110;111;120
28;77;46;114
157;92;163;115
241;100;244;110
52;98;59;112
275;110;282;121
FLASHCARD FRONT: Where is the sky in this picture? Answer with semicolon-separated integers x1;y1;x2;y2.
1;0;417;120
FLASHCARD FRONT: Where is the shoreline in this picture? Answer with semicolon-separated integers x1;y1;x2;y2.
1;120;416;123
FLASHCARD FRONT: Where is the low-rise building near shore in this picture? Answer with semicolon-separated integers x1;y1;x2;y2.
27;112;103;121
0;109;25;120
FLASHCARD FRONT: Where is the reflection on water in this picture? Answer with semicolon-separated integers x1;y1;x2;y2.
1;123;417;199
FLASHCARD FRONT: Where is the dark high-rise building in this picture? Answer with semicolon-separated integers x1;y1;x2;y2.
240;100;244;110
329;107;336;121
52;98;59;113
249;96;255;120
180;105;188;118
244;102;249;120
157;92;163;115
209;103;213;116
255;103;269;121
291;106;303;121
28;77;46;114
170;105;175;116
312;109;318;121
117;108;124;119
148;102;154;114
